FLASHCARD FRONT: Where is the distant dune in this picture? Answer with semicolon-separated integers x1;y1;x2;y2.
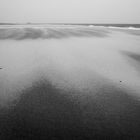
0;26;109;40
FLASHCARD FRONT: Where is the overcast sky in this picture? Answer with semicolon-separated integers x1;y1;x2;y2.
0;0;139;23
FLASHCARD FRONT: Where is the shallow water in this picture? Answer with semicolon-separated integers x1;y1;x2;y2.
0;26;140;139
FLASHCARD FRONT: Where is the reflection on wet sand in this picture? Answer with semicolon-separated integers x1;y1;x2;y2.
0;26;140;139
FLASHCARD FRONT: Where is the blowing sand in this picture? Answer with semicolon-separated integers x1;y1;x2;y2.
0;25;140;139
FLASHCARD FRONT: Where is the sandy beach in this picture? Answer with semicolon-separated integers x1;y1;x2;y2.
0;25;140;139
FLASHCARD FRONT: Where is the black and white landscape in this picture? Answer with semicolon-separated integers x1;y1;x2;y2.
0;0;140;139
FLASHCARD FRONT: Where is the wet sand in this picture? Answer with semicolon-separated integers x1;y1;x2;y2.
0;26;140;139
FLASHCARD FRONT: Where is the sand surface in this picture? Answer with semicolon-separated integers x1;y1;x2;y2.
0;26;140;139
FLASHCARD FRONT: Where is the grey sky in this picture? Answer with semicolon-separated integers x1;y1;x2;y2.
0;0;139;23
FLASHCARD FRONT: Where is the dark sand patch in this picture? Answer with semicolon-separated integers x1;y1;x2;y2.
0;79;140;140
125;52;140;62
121;51;140;73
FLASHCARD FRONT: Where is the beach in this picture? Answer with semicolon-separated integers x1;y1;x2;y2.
0;25;140;139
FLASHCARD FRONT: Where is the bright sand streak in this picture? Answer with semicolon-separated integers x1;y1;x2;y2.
0;28;140;105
